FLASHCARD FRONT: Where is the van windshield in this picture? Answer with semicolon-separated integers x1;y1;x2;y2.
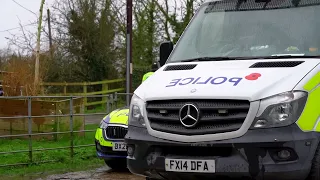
168;0;320;63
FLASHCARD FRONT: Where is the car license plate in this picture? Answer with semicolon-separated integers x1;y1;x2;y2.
165;158;215;173
112;142;127;152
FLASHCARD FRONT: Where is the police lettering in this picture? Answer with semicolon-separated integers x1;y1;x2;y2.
166;76;243;87
166;79;182;87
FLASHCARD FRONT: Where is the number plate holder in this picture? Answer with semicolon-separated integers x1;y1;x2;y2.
165;158;215;173
112;142;127;152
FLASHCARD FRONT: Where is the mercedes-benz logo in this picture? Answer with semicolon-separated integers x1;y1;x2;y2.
179;103;200;128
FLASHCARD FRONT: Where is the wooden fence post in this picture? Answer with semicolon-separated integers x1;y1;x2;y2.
102;82;109;109
83;83;87;111
63;82;67;95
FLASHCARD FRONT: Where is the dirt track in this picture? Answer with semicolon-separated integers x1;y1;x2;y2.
35;166;144;180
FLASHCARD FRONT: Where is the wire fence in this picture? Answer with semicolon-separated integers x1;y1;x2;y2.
0;93;133;168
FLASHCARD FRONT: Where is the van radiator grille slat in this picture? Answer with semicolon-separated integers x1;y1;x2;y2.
146;99;250;135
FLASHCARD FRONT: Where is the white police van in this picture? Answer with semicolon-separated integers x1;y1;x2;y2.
125;0;320;179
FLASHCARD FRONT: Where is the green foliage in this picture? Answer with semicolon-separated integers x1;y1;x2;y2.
133;65;152;90
45;0;119;85
67;0;117;82
133;1;159;67
43;52;78;83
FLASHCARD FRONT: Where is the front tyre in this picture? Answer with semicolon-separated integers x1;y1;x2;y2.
105;159;127;170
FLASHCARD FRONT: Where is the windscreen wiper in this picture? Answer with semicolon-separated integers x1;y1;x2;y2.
262;55;320;59
180;57;237;62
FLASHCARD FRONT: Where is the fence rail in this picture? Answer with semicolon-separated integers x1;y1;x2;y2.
40;79;126;109
0;94;132;168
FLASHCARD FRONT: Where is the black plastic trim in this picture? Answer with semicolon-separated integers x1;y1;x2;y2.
249;61;304;68
164;64;197;71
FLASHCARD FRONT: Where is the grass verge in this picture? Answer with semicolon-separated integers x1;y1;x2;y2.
0;124;104;179
0;159;104;180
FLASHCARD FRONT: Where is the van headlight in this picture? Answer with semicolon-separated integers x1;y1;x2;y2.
129;94;146;127
251;91;308;129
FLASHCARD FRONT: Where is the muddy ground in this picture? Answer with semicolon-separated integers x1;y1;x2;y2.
35;166;144;180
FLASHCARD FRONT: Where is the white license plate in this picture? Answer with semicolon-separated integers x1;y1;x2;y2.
165;158;215;173
112;142;127;151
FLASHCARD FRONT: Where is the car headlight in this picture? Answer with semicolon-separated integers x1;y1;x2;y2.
129;94;146;127
251;91;308;129
99;115;110;129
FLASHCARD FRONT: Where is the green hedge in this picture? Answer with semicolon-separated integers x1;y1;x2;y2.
133;66;151;90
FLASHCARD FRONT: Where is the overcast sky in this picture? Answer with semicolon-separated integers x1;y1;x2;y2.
0;0;55;49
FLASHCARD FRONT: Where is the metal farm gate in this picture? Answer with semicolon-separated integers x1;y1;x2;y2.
0;93;131;167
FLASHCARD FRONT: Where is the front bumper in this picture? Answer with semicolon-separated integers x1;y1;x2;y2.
125;124;320;180
95;140;127;159
95;128;127;159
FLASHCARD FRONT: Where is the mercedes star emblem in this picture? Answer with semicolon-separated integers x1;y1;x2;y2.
179;103;200;128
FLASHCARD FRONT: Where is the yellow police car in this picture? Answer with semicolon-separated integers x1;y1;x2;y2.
95;70;155;169
95;107;129;169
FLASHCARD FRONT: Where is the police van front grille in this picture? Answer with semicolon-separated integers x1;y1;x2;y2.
146;99;250;135
105;126;128;139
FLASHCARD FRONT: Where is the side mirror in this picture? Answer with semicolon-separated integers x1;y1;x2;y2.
159;41;174;67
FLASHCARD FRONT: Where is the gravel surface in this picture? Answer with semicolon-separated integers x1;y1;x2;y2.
35;166;144;180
